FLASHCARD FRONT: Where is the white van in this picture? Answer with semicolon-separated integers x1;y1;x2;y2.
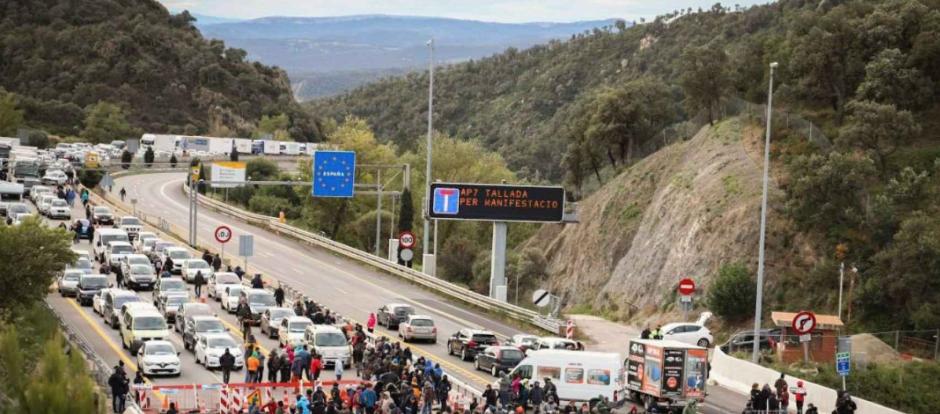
120;308;170;354
304;325;351;368
504;350;624;402
94;228;129;259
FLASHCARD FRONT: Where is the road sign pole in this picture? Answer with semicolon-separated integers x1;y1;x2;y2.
842;376;846;391
490;221;507;301
375;170;382;257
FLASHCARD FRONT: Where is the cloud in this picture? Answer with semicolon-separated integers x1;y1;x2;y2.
158;0;771;23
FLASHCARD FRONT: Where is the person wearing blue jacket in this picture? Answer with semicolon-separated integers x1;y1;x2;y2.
296;394;312;414
360;386;378;414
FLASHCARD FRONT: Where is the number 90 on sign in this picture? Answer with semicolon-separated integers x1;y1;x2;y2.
214;225;233;244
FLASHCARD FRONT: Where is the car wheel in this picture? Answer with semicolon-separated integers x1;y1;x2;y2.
474;359;480;371
447;344;453;355
492;365;498;377
461;349;468;361
697;338;710;348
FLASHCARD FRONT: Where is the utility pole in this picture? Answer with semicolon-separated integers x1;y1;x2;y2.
375;170;382;256
752;61;777;363
423;38;436;276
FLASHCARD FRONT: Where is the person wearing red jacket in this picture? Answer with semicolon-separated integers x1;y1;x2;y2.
794;380;808;414
310;354;324;381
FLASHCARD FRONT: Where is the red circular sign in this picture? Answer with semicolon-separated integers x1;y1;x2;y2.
398;231;416;249
214;225;233;244
791;311;817;335
678;278;696;296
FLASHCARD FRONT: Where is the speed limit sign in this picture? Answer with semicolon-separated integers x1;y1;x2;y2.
398;231;416;249
214;225;233;244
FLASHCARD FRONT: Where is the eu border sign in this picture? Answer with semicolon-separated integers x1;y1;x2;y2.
311;150;355;198
428;182;565;222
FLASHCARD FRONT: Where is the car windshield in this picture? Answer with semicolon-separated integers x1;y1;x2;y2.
130;265;153;275
500;349;525;360
270;309;294;320
249;293;275;306
74;258;93;269
113;296;141;309
315;332;347;346
208;337;237;349
63;272;82;281
111;245;133;254
102;234;128;244
289;320;312;333
410;319;434;327
519;337;538;345
8;205;29;215
472;334;498;344
51;199;67;207
122;218;141;225
195;319;225;333
133;316;166;330
216;274;239;284
93;207;110;214
227;287;242;296
143;239;156;247
128;256;149;265
146;343;176;355
169;250;191;260
156;243;173;251
166;295;188;305
161;280;185;291
187;260;209;269
82;277;108;288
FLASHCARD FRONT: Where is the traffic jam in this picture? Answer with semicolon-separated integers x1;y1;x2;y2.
2;144;718;413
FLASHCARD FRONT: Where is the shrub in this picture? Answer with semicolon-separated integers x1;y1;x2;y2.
707;262;756;323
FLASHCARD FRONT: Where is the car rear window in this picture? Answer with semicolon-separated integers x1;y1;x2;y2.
472;334;498;344
410;318;433;327
500;349;524;360
394;306;415;315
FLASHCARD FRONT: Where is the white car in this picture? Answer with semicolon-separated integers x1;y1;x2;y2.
106;241;135;267
661;323;713;347
163;247;192;274
195;333;244;369
57;269;84;297
37;195;56;215
42;170;67;185
180;259;213;283
29;185;52;201
219;285;243;313
93;288;117;315
47;199;71;219
207;272;240;300
398;315;437;343
135;232;158;253
118;216;143;241
277;316;313;347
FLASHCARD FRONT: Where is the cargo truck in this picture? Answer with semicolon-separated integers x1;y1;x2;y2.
625;339;707;412
232;138;252;154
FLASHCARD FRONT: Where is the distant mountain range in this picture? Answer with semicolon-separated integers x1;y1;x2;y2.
190;14;618;100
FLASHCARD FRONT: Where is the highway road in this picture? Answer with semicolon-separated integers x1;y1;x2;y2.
42;171;748;413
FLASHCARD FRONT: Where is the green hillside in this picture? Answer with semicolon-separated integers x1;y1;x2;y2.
315;0;940;333
0;0;320;140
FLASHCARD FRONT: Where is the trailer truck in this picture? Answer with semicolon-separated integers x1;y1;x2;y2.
625;339;707;412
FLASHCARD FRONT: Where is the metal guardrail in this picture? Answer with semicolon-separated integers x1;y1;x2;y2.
182;184;564;334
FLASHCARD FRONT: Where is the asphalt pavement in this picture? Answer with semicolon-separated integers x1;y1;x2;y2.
44;172;748;413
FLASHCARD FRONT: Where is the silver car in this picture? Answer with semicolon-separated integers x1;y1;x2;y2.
58;270;84;297
398;315;437;343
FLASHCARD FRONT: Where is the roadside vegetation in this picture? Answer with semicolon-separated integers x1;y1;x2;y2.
0;218;102;412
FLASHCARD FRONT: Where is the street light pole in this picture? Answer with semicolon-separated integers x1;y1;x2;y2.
752;61;777;363
423;38;435;265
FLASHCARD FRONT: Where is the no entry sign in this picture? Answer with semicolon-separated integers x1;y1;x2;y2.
214;225;233;244
791;311;817;335
678;278;696;296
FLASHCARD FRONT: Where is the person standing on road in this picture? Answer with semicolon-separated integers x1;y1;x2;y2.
310;354;323;381
268;348;280;382
202;249;212;264
280;352;292;383
794;380;807;414
237;297;252;341
275;285;285;307
163;256;174;274
257;350;266;383
80;188;89;206
252;273;264;289
246;351;260;383
367;313;376;333
119;187;126;202
295;345;312;381
482;385;498;413
212;254;222;272
774;373;788;396
108;366;129;413
334;357;344;381
193;270;205;298
220;348;236;384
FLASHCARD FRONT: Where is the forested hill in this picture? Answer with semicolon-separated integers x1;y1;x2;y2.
0;0;320;140
311;0;940;188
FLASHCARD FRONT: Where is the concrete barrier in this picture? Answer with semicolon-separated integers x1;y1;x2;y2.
710;348;903;414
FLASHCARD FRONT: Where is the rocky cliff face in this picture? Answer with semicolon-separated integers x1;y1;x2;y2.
527;118;772;320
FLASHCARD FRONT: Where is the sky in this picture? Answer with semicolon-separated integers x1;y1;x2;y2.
158;0;772;23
